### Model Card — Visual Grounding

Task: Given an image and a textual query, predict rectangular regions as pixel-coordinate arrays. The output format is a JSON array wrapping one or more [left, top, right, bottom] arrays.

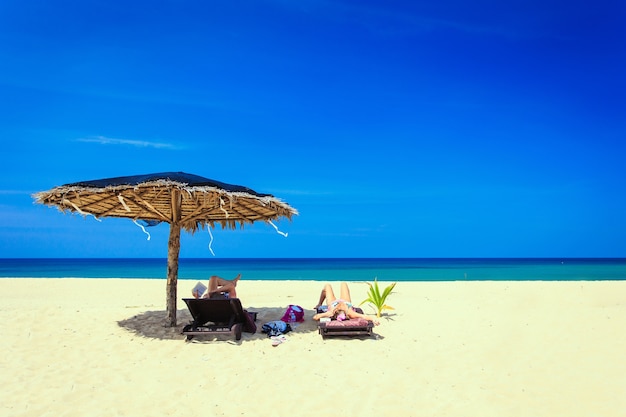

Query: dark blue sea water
[[0, 258, 624, 281]]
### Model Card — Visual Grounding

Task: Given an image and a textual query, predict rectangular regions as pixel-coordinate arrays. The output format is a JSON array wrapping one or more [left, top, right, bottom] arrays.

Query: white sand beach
[[1, 278, 625, 417]]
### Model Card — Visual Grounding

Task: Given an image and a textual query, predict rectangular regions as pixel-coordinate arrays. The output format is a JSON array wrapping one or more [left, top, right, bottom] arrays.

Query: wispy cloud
[[272, 0, 540, 40], [0, 190, 33, 195], [77, 136, 180, 149]]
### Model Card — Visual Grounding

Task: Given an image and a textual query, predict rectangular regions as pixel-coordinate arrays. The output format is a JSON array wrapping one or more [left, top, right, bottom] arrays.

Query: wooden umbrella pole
[[166, 189, 182, 327], [166, 223, 181, 326]]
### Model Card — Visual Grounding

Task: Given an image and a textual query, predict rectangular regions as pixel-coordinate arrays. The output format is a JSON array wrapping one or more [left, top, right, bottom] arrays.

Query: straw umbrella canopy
[[33, 172, 298, 326]]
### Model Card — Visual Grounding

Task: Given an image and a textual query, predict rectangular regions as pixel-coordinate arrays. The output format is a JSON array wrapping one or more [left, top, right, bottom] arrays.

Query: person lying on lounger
[[192, 274, 241, 299], [312, 282, 380, 325]]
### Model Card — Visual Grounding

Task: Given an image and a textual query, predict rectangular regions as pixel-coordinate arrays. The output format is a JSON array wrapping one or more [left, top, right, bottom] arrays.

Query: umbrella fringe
[[268, 220, 288, 237], [207, 227, 215, 256], [64, 200, 102, 222], [219, 197, 229, 218], [133, 220, 151, 240]]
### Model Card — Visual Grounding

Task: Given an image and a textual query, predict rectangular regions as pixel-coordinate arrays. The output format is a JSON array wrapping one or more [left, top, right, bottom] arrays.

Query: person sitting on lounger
[[312, 282, 380, 325], [193, 274, 241, 299]]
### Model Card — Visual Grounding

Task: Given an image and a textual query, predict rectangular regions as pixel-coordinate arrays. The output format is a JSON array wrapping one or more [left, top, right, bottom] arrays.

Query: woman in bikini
[[312, 282, 380, 325]]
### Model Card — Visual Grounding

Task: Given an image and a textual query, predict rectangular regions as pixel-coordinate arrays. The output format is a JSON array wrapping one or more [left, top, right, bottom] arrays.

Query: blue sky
[[1, 0, 624, 258]]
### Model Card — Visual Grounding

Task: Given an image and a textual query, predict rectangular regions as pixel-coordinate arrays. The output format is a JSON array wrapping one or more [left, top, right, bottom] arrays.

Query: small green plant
[[359, 278, 396, 317]]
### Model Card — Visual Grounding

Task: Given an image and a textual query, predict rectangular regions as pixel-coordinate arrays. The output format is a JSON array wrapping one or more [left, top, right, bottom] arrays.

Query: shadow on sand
[[117, 305, 325, 342]]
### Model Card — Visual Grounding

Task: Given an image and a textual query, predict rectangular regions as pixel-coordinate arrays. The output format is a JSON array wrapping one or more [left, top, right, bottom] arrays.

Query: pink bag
[[281, 305, 305, 323]]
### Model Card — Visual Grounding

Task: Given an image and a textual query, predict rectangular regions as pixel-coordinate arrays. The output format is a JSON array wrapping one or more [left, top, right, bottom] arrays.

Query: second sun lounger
[[315, 306, 374, 339]]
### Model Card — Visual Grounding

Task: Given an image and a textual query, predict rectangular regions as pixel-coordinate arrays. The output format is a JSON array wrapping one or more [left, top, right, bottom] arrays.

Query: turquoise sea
[[0, 258, 624, 281]]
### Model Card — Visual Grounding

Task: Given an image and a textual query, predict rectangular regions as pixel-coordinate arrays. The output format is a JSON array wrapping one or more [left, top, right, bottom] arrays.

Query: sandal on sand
[[271, 335, 287, 347]]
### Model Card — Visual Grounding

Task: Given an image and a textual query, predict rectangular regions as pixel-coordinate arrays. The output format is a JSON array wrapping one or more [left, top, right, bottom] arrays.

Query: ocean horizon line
[[1, 257, 624, 281], [3, 256, 625, 260]]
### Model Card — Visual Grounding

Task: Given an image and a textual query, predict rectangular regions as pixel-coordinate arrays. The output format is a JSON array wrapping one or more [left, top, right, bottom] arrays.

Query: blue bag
[[261, 320, 292, 337]]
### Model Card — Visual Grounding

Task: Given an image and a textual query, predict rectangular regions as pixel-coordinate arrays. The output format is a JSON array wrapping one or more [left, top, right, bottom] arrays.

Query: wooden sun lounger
[[316, 306, 374, 339], [182, 297, 257, 341]]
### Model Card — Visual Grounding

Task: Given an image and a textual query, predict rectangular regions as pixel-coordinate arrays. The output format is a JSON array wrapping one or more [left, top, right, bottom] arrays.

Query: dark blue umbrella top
[[65, 171, 270, 197]]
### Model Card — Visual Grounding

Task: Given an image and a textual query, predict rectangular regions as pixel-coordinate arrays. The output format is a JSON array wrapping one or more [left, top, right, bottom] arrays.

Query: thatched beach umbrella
[[33, 172, 298, 326]]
